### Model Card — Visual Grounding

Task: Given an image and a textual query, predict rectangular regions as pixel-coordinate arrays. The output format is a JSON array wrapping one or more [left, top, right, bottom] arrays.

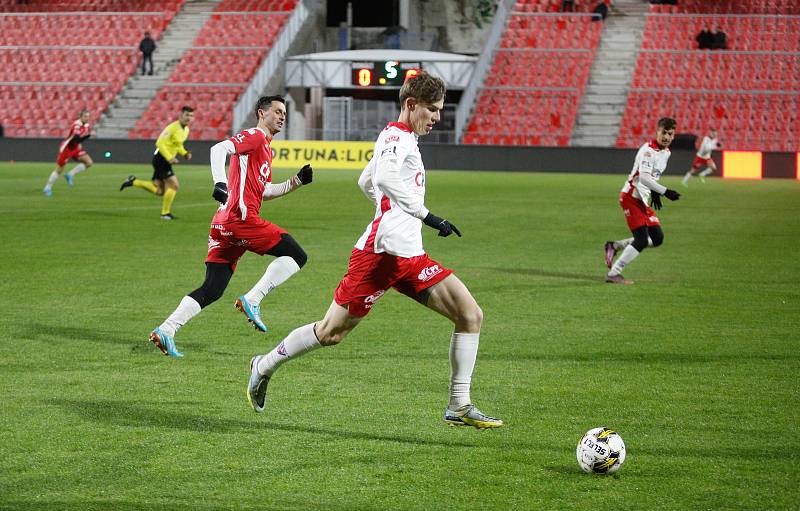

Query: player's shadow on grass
[[478, 266, 599, 283], [55, 398, 486, 448], [21, 322, 135, 346]]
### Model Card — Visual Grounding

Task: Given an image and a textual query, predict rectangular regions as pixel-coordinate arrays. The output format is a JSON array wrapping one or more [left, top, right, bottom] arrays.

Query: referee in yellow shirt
[[120, 106, 194, 220]]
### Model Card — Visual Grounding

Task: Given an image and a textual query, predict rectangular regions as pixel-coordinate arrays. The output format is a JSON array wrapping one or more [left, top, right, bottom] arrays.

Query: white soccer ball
[[576, 427, 626, 474]]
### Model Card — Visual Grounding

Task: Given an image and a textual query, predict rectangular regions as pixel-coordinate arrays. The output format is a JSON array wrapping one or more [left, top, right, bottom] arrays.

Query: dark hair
[[399, 71, 445, 109], [181, 106, 194, 113], [255, 95, 285, 117], [657, 117, 677, 131]]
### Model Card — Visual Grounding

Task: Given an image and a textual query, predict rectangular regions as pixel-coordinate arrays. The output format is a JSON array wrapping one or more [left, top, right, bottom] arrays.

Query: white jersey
[[621, 140, 670, 204], [355, 122, 430, 258], [697, 136, 719, 158]]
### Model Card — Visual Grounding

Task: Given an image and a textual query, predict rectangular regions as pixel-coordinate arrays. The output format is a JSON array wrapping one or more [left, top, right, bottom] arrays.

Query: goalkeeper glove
[[651, 192, 663, 210], [664, 189, 681, 201], [212, 182, 228, 204], [423, 213, 462, 237], [296, 164, 313, 185]]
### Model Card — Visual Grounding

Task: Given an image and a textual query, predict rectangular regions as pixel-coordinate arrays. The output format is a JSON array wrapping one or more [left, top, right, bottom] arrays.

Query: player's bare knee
[[457, 304, 483, 331]]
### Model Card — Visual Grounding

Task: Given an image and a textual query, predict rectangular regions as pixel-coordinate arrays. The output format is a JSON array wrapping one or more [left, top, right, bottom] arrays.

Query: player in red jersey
[[245, 72, 503, 429], [149, 95, 313, 357], [43, 109, 95, 196]]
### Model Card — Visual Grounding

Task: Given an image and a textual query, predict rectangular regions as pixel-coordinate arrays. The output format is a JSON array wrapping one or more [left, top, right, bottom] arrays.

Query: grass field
[[0, 161, 798, 510]]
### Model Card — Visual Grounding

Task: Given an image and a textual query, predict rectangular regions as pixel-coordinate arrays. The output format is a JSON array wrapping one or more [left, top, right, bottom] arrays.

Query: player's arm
[[373, 148, 460, 237], [357, 158, 377, 203], [210, 139, 235, 204], [637, 153, 667, 196], [639, 154, 680, 202], [262, 164, 312, 201]]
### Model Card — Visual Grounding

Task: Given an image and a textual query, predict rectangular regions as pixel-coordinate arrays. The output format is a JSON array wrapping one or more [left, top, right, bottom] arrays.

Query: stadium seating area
[[649, 0, 800, 15], [0, 6, 176, 137], [215, 0, 297, 12], [0, 0, 183, 13], [132, 9, 293, 140], [618, 1, 799, 152], [642, 15, 800, 51], [463, 11, 602, 146]]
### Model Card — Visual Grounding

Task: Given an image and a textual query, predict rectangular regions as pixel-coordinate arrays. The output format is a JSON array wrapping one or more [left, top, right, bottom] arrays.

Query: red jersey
[[59, 119, 91, 152], [212, 127, 273, 222]]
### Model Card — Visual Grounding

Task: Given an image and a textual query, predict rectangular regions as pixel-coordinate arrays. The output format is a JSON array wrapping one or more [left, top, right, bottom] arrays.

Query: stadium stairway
[[570, 0, 648, 147], [97, 0, 221, 138]]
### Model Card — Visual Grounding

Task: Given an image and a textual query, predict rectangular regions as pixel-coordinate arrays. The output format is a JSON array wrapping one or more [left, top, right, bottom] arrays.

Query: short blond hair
[[399, 71, 446, 109]]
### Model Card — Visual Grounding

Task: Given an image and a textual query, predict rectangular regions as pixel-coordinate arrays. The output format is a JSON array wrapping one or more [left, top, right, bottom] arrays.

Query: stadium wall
[[1, 138, 797, 178]]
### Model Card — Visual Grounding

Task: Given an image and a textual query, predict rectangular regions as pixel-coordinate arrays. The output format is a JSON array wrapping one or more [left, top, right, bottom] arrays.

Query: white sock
[[257, 323, 322, 376], [449, 332, 480, 410], [608, 245, 640, 276], [45, 171, 59, 189], [699, 168, 713, 177], [682, 171, 693, 184], [244, 256, 300, 305], [613, 238, 633, 251], [66, 163, 86, 177], [159, 296, 202, 337]]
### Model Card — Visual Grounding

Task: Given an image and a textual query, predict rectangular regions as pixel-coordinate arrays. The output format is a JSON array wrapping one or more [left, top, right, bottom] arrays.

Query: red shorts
[[691, 155, 713, 170], [56, 145, 85, 167], [619, 192, 660, 231], [205, 216, 287, 271], [333, 249, 453, 317]]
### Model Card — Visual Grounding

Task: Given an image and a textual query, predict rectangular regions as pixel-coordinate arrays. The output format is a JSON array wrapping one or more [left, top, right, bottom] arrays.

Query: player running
[[604, 117, 681, 284], [682, 127, 721, 186], [245, 72, 503, 429], [148, 95, 313, 358], [43, 109, 95, 197]]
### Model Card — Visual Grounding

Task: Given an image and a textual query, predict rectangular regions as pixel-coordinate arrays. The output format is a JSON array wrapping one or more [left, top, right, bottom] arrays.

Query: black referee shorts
[[151, 152, 175, 181]]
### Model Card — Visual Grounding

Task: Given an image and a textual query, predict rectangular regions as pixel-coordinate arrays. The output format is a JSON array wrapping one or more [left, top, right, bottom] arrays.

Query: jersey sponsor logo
[[379, 146, 398, 159], [384, 135, 400, 143], [364, 289, 386, 308], [418, 265, 442, 282], [644, 151, 652, 158], [258, 161, 271, 185]]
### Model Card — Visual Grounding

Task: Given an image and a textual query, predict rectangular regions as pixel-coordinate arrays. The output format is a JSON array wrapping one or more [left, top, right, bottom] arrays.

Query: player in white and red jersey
[[604, 117, 682, 284], [682, 128, 721, 186], [149, 96, 313, 358], [42, 109, 95, 196], [246, 71, 503, 429]]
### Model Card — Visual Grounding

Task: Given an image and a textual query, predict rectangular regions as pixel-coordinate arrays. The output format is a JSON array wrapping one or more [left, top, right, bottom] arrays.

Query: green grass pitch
[[0, 161, 798, 510]]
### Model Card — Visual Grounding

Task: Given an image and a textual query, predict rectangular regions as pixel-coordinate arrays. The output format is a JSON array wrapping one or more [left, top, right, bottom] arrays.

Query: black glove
[[664, 189, 681, 201], [423, 212, 462, 238], [651, 192, 662, 211], [296, 164, 313, 185], [212, 182, 228, 204]]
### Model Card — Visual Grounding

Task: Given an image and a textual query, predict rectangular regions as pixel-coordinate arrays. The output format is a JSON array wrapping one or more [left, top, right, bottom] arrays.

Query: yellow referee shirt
[[155, 120, 189, 161]]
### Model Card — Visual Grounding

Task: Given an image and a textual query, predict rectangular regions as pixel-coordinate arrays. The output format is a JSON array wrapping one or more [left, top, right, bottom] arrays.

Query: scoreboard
[[351, 60, 421, 87]]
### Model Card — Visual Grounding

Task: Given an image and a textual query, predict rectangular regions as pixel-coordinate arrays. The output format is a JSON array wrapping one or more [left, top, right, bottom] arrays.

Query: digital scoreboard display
[[351, 61, 421, 87]]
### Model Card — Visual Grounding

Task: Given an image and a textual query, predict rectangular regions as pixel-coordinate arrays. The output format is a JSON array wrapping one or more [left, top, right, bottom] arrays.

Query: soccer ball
[[576, 427, 626, 474]]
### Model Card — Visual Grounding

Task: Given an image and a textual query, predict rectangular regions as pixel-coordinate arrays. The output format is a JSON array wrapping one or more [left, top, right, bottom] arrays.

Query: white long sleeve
[[262, 176, 302, 200], [210, 140, 235, 184], [358, 159, 377, 203], [373, 157, 429, 220], [638, 170, 667, 195]]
